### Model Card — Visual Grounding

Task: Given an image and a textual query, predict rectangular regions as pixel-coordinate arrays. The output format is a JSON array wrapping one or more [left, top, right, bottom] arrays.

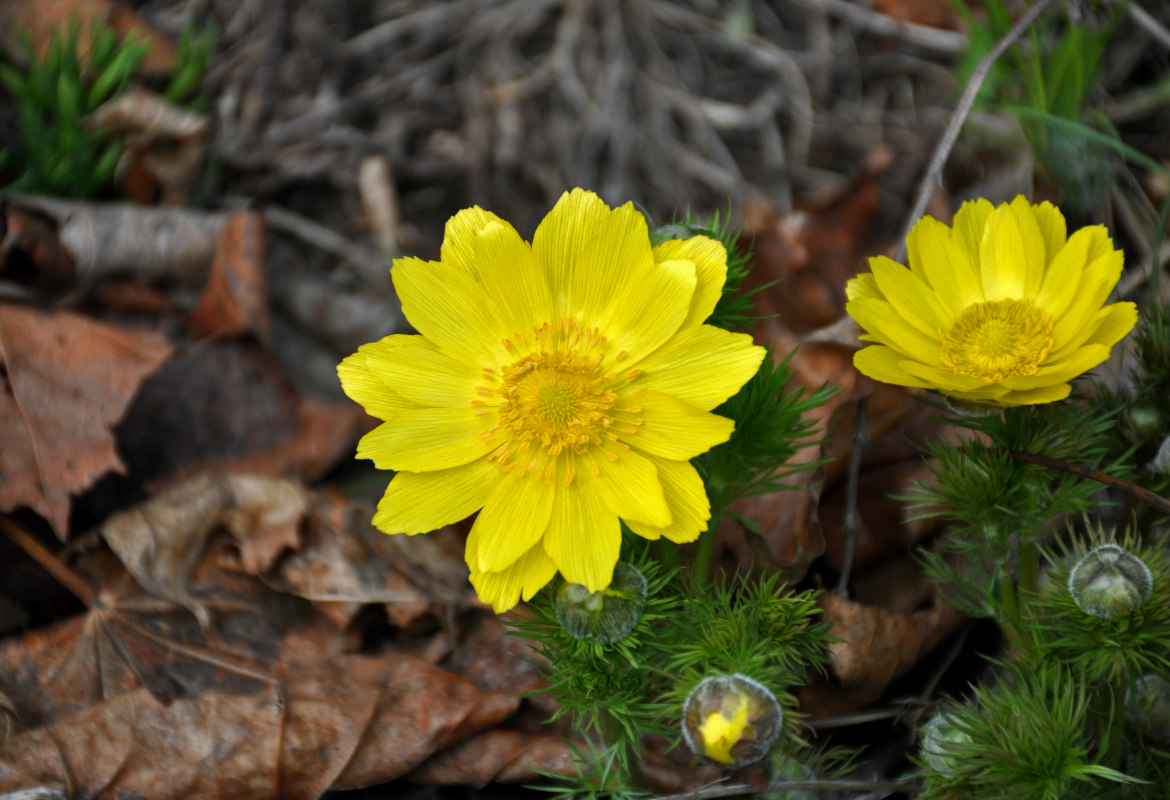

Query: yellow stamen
[[939, 298, 1054, 383]]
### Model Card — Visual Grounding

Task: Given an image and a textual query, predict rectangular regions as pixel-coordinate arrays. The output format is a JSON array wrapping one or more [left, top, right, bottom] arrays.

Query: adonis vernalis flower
[[847, 196, 1137, 406], [339, 189, 765, 612]]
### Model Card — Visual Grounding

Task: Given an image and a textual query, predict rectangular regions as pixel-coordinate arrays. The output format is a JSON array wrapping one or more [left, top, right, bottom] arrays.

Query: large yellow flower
[[339, 189, 765, 612], [847, 196, 1137, 406]]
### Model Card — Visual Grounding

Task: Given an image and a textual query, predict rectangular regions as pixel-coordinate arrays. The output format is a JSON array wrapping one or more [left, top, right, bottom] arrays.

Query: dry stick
[[649, 778, 917, 800], [895, 0, 1058, 263], [1011, 451, 1170, 516], [0, 516, 98, 608], [1127, 0, 1170, 52], [835, 394, 869, 597]]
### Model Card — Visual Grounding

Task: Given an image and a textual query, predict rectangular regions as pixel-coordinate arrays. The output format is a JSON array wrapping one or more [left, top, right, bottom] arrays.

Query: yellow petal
[[619, 389, 735, 460], [980, 204, 1027, 301], [362, 334, 482, 407], [599, 256, 696, 366], [900, 361, 1001, 392], [630, 325, 765, 411], [853, 345, 934, 389], [906, 216, 983, 313], [846, 296, 945, 366], [372, 458, 498, 534], [471, 473, 555, 572], [1001, 345, 1109, 390], [474, 220, 554, 335], [1034, 227, 1094, 321], [869, 255, 951, 336], [542, 471, 621, 591], [845, 272, 884, 302], [441, 205, 505, 276], [356, 408, 497, 471], [532, 189, 611, 316], [951, 198, 995, 265], [392, 257, 510, 367], [338, 346, 418, 420], [1050, 248, 1124, 353], [995, 383, 1072, 406], [468, 538, 558, 613], [653, 235, 727, 328], [1082, 302, 1138, 348], [1008, 196, 1047, 297], [626, 459, 711, 544], [1032, 201, 1068, 263], [587, 447, 671, 527]]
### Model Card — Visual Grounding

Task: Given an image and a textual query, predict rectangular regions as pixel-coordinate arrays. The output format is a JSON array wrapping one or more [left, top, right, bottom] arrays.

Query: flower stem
[[1018, 537, 1039, 599], [596, 707, 645, 792], [1101, 675, 1128, 770], [691, 501, 726, 588]]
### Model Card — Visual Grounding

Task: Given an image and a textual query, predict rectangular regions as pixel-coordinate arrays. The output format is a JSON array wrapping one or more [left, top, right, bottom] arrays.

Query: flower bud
[[1068, 544, 1153, 618], [921, 712, 972, 778], [1126, 673, 1170, 745], [681, 673, 782, 767], [555, 561, 647, 644], [1129, 407, 1161, 440]]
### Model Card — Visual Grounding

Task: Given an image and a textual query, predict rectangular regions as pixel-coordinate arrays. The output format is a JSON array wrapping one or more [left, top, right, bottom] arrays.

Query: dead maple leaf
[[0, 305, 171, 538]]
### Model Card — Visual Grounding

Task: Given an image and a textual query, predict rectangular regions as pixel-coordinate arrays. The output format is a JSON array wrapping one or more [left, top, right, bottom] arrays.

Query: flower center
[[476, 319, 642, 482], [939, 298, 1054, 383]]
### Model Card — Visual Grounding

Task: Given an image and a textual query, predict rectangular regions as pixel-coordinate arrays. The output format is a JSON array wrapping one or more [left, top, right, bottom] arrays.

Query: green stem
[[691, 499, 725, 589], [1018, 537, 1039, 599], [997, 559, 1022, 651], [597, 707, 645, 792], [1101, 676, 1128, 770]]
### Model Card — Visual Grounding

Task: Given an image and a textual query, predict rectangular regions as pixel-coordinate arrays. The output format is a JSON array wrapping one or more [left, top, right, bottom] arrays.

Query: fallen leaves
[[0, 306, 170, 537]]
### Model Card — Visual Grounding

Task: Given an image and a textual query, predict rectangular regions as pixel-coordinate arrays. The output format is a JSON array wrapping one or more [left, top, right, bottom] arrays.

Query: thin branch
[[649, 778, 918, 800], [791, 0, 968, 56], [896, 0, 1058, 262], [835, 395, 869, 596], [1127, 1, 1170, 52], [0, 516, 98, 608], [1010, 451, 1170, 516]]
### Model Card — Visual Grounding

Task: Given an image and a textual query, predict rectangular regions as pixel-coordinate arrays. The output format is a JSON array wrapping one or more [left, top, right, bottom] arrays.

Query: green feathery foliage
[[0, 18, 214, 197], [919, 662, 1135, 800], [701, 347, 838, 518], [913, 399, 1130, 618]]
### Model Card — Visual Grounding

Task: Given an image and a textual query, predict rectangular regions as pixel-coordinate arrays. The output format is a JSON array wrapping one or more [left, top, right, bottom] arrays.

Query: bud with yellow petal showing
[[681, 673, 782, 767]]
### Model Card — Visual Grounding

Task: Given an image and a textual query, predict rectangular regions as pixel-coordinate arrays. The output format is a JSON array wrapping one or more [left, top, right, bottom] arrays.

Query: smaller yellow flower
[[847, 196, 1137, 406]]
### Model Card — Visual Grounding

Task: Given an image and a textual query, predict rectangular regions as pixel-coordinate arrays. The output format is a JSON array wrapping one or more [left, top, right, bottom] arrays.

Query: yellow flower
[[847, 196, 1137, 406], [338, 189, 765, 612]]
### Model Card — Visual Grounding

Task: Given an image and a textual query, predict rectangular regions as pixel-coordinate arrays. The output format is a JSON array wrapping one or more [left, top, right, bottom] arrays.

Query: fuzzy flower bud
[[1068, 544, 1154, 618], [1126, 673, 1170, 745], [554, 561, 647, 644], [921, 712, 972, 778], [681, 673, 782, 767]]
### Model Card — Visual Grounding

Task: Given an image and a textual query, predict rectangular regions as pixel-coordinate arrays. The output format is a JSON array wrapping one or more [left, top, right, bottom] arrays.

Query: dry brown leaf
[[187, 213, 268, 342], [801, 590, 965, 715], [261, 487, 440, 630], [0, 306, 171, 537], [83, 88, 210, 205], [0, 646, 521, 799], [208, 398, 374, 484], [408, 729, 576, 786], [99, 474, 309, 628], [117, 338, 302, 483]]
